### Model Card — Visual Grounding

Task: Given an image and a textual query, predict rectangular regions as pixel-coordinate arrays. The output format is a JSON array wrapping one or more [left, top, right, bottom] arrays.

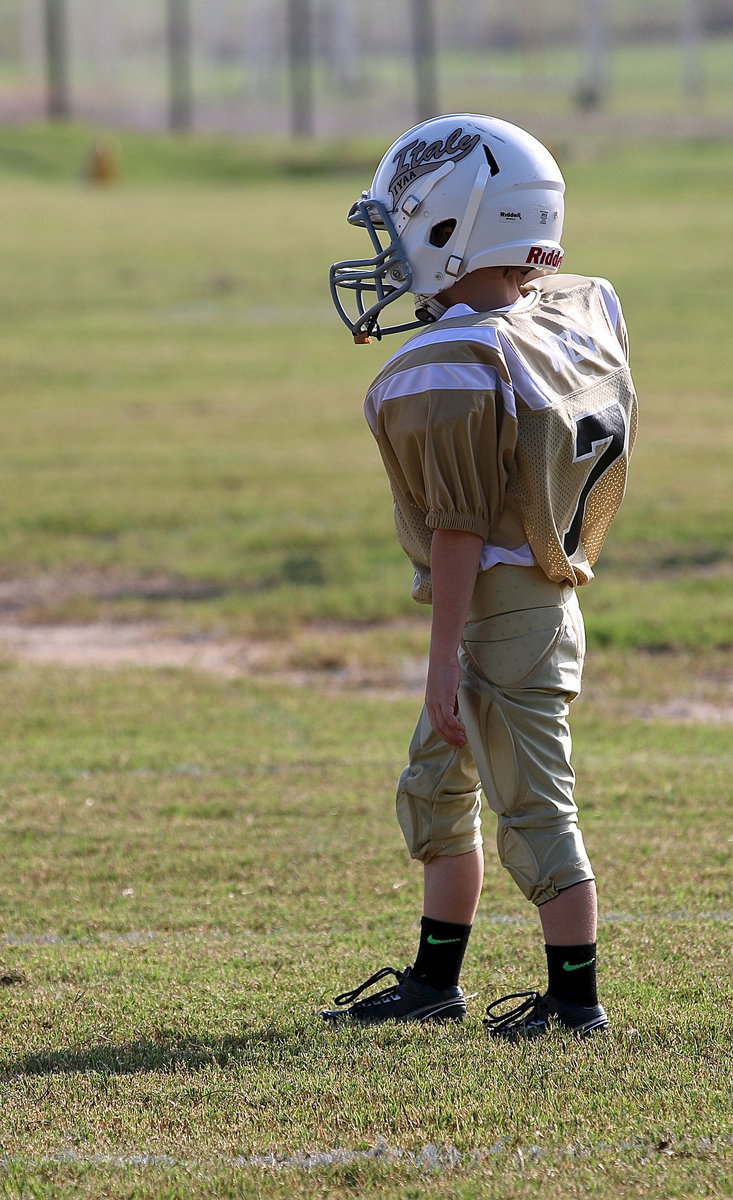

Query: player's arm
[[427, 529, 484, 747], [377, 383, 512, 747]]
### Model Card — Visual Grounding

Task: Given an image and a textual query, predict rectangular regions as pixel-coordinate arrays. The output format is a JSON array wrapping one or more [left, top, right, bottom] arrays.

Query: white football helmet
[[330, 113, 565, 342]]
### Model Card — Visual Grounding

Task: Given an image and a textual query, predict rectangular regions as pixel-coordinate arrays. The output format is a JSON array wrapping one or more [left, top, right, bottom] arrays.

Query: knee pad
[[496, 818, 594, 905]]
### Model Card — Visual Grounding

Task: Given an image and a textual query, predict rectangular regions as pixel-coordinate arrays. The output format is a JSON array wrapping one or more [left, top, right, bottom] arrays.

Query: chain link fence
[[0, 0, 731, 139]]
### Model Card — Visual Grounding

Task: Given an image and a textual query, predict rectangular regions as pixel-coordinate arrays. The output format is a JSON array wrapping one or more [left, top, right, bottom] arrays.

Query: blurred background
[[1, 0, 731, 140]]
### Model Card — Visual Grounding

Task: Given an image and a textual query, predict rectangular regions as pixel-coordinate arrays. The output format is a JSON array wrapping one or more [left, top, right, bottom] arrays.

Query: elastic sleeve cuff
[[426, 510, 490, 540]]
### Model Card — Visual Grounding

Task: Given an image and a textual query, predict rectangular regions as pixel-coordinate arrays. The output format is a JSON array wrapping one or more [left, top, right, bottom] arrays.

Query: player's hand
[[425, 656, 468, 748]]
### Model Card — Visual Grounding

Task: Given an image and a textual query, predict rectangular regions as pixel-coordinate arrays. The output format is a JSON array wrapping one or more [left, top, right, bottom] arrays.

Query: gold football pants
[[396, 565, 595, 905]]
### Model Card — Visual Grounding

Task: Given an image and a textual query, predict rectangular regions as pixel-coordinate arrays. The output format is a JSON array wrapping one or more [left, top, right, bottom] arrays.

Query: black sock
[[412, 916, 472, 990], [545, 942, 599, 1007]]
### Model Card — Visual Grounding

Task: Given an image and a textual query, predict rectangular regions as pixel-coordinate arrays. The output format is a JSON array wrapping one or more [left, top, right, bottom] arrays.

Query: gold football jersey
[[365, 274, 638, 598]]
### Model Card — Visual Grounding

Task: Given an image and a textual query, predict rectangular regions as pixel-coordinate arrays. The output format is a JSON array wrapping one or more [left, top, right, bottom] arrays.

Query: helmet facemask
[[329, 199, 417, 342]]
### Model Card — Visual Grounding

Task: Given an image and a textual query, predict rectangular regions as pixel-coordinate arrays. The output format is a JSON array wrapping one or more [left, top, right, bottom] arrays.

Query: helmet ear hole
[[429, 218, 457, 248]]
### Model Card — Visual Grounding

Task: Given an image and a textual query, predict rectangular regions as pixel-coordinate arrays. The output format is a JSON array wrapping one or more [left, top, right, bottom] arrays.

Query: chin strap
[[442, 160, 491, 280]]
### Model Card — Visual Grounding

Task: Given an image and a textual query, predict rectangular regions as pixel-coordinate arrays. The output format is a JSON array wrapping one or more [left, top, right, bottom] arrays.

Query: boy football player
[[323, 114, 637, 1039]]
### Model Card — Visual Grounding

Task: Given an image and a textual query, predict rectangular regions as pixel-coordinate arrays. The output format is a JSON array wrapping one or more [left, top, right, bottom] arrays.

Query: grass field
[[0, 126, 731, 1198]]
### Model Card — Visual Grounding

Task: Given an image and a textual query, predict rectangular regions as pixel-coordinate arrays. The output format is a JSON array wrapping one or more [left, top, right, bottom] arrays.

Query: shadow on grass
[[3, 1027, 308, 1077]]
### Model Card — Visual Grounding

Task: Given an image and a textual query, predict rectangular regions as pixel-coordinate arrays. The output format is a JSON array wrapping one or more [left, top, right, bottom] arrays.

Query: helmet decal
[[387, 126, 481, 210], [526, 246, 564, 268]]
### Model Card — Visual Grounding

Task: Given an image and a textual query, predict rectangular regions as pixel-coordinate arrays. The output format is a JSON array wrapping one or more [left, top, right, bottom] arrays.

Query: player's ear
[[429, 219, 457, 248], [503, 265, 533, 283]]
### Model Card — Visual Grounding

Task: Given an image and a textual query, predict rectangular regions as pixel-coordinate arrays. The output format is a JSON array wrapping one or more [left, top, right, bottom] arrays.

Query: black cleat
[[483, 989, 609, 1041], [321, 965, 466, 1025]]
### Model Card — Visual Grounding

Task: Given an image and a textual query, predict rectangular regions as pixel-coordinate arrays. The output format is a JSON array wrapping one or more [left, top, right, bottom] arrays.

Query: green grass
[[0, 655, 731, 1198], [0, 123, 385, 185]]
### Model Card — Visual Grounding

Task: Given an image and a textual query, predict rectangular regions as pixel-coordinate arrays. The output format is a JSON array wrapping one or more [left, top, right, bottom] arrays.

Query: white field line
[[1, 910, 731, 949], [1, 1135, 731, 1173]]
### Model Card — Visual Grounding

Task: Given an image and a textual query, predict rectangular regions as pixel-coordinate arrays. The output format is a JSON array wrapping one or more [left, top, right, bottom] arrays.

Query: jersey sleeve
[[376, 386, 517, 544]]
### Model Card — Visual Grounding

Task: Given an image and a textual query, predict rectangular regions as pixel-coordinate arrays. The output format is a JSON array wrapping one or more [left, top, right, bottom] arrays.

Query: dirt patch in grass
[[0, 571, 233, 618], [1, 616, 732, 724], [0, 571, 731, 718], [0, 571, 429, 693], [0, 617, 429, 696]]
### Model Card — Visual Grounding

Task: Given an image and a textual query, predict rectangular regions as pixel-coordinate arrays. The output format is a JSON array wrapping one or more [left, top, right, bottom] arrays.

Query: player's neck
[[438, 266, 523, 313]]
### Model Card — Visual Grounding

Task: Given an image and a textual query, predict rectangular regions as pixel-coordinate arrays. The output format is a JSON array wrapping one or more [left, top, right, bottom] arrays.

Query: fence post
[[680, 0, 704, 106], [578, 0, 610, 111], [167, 0, 193, 132], [411, 0, 438, 122], [246, 0, 277, 97], [287, 0, 314, 137], [332, 0, 359, 91], [43, 0, 71, 119]]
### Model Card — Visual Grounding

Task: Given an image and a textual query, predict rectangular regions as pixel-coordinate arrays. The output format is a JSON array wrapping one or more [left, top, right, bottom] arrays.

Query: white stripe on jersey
[[374, 313, 554, 416], [381, 321, 503, 364], [495, 331, 553, 411], [596, 278, 621, 334], [365, 361, 506, 432]]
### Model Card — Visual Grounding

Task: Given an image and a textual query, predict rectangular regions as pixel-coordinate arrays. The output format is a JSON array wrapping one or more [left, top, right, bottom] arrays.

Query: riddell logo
[[526, 246, 564, 268]]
